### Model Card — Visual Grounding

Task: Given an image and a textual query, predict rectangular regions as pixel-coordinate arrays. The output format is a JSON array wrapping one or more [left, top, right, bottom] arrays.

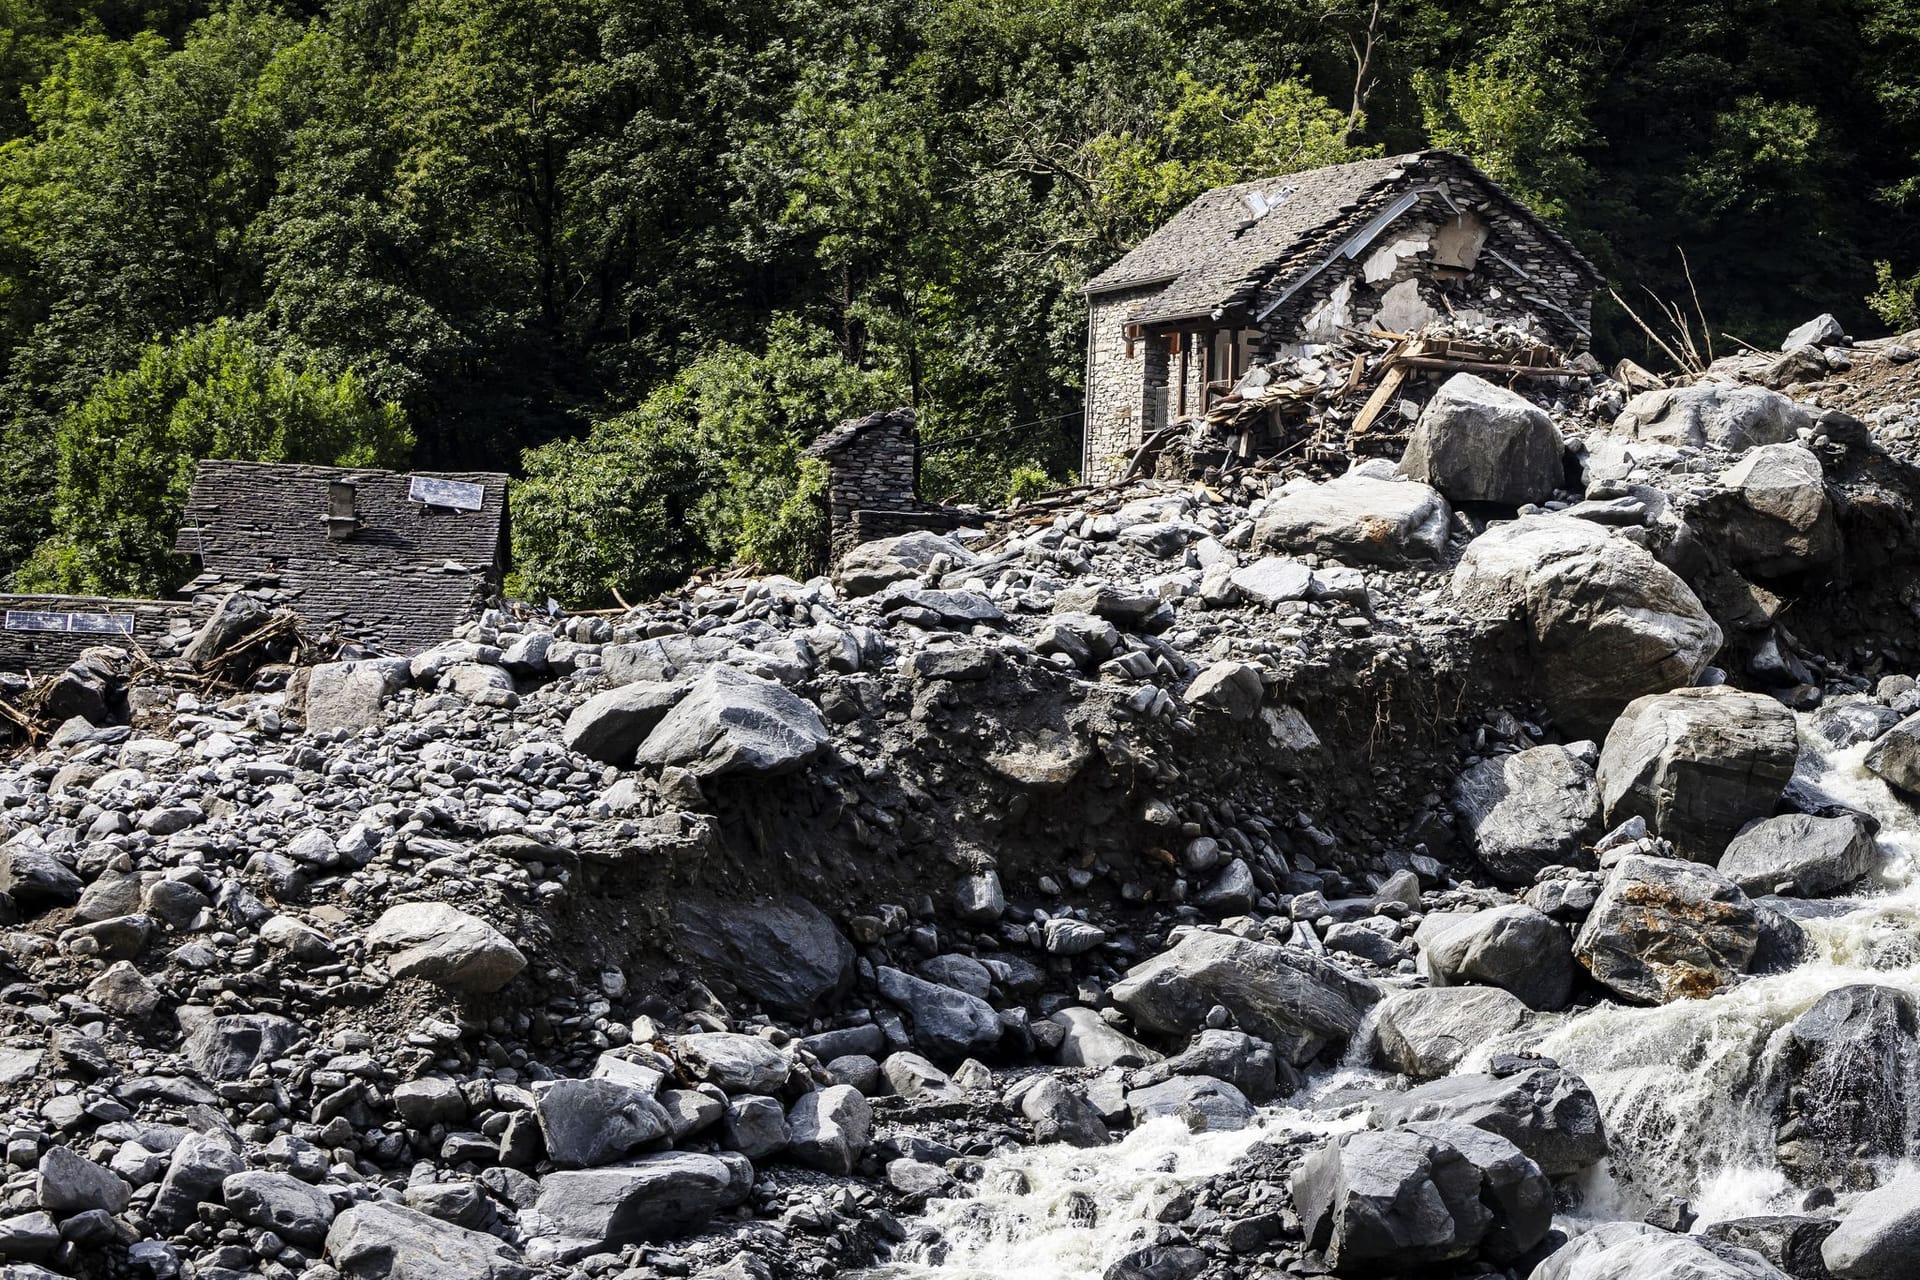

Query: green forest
[[4, 0, 1919, 605]]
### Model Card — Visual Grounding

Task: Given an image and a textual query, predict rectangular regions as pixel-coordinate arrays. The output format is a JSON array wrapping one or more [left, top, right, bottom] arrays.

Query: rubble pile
[[3, 316, 1920, 1280]]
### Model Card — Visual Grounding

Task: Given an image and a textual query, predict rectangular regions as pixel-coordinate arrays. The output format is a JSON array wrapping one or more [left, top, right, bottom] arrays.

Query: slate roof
[[1084, 149, 1599, 325], [174, 461, 509, 655], [804, 407, 915, 459]]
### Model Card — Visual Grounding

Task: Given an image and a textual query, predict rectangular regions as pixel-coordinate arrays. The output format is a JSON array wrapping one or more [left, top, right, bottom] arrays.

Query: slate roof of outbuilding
[[1084, 149, 1600, 325]]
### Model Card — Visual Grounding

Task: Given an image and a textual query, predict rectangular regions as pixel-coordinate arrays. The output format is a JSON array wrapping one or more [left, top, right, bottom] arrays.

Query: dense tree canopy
[[3, 0, 1918, 603]]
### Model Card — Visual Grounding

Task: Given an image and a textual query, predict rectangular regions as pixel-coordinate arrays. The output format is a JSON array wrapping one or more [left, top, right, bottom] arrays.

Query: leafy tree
[[20, 320, 409, 595]]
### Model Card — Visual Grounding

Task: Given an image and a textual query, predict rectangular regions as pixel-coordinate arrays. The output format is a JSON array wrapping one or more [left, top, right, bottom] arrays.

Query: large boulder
[[326, 1200, 531, 1280], [1125, 1075, 1256, 1131], [1766, 985, 1918, 1185], [1533, 1220, 1792, 1280], [1370, 1066, 1607, 1177], [1049, 1007, 1162, 1070], [1713, 443, 1842, 578], [1253, 473, 1451, 567], [305, 659, 405, 734], [35, 1146, 129, 1217], [0, 843, 83, 909], [635, 665, 829, 778], [1597, 687, 1799, 863], [1398, 373, 1565, 506], [180, 1010, 302, 1081], [1573, 854, 1760, 1004], [875, 966, 1002, 1059], [1451, 516, 1722, 733], [672, 896, 854, 1019], [1717, 812, 1877, 897], [1417, 905, 1576, 1012], [222, 1171, 336, 1246], [834, 531, 978, 597], [1451, 745, 1602, 885], [674, 1033, 791, 1095], [1610, 384, 1810, 452], [1372, 987, 1537, 1079], [534, 1078, 672, 1168], [1108, 930, 1381, 1064], [367, 902, 527, 994], [1822, 1169, 1920, 1279], [1864, 711, 1920, 797], [787, 1085, 871, 1174], [561, 681, 683, 765], [1292, 1121, 1550, 1274], [524, 1153, 753, 1263]]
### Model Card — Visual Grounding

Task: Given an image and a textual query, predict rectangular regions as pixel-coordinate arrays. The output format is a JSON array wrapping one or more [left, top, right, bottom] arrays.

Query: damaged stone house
[[1081, 149, 1603, 483], [0, 462, 509, 673]]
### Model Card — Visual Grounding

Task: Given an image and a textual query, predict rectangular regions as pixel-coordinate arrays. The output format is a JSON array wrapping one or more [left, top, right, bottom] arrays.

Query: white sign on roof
[[4, 610, 134, 635], [408, 476, 486, 511]]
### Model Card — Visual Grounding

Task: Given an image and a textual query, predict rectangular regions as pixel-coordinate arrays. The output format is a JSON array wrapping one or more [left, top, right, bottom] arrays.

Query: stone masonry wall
[[0, 595, 196, 675], [1084, 286, 1163, 485]]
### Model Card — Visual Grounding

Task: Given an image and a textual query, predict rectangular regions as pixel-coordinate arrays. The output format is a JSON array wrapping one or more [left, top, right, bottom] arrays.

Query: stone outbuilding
[[1081, 149, 1602, 483], [175, 461, 509, 655], [805, 407, 970, 559]]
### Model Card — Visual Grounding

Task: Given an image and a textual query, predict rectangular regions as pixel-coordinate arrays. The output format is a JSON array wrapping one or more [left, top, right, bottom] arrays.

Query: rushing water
[[867, 715, 1920, 1272]]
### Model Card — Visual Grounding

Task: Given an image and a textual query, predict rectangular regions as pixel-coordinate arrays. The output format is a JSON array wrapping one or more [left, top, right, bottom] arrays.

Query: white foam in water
[[864, 717, 1920, 1268]]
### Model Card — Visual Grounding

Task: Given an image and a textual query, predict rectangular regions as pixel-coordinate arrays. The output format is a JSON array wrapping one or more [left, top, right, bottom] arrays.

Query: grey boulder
[[534, 1078, 671, 1168], [1766, 985, 1919, 1184], [1452, 744, 1602, 885], [222, 1171, 336, 1246], [367, 902, 527, 994], [672, 895, 854, 1018], [1108, 929, 1380, 1064], [1049, 1007, 1162, 1070], [1125, 1075, 1255, 1131], [304, 659, 404, 734], [1610, 384, 1809, 452], [1418, 905, 1575, 1012], [35, 1146, 129, 1217], [1399, 372, 1565, 506], [1254, 473, 1451, 567], [876, 966, 1002, 1059], [1714, 443, 1841, 577], [326, 1199, 530, 1280], [787, 1085, 872, 1174], [1865, 711, 1920, 797], [561, 681, 683, 765], [1597, 687, 1798, 863], [1574, 854, 1760, 1004], [1451, 516, 1721, 733], [674, 1033, 791, 1095], [1015, 1076, 1109, 1148], [1823, 1170, 1920, 1279], [1718, 812, 1877, 897], [180, 1009, 302, 1081], [635, 665, 829, 778], [1533, 1220, 1791, 1279], [834, 531, 977, 597], [525, 1152, 753, 1263], [1371, 1065, 1607, 1177], [1372, 987, 1537, 1079]]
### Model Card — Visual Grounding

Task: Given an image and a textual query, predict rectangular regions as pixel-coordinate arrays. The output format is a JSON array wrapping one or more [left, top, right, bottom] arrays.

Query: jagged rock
[[1535, 1221, 1792, 1279], [1718, 813, 1878, 897], [1398, 372, 1565, 506], [86, 962, 160, 1018], [720, 1094, 788, 1158], [1574, 854, 1760, 1003], [1714, 443, 1842, 578], [1766, 985, 1918, 1184], [1050, 1007, 1162, 1069], [1292, 1121, 1550, 1275], [305, 658, 408, 732], [1451, 744, 1602, 885], [1597, 687, 1798, 863], [180, 1009, 301, 1080], [786, 1085, 871, 1173], [561, 681, 683, 764], [1370, 1065, 1607, 1177], [673, 896, 854, 1018], [635, 665, 829, 778], [1785, 314, 1846, 350], [880, 1053, 966, 1108], [327, 1199, 531, 1280], [35, 1146, 129, 1217], [1108, 930, 1380, 1064], [222, 1171, 336, 1246], [1185, 660, 1265, 720], [393, 1077, 468, 1128], [1228, 557, 1314, 605], [1144, 1029, 1281, 1102], [1611, 384, 1810, 451], [150, 1134, 245, 1234], [1015, 1076, 1109, 1147], [0, 843, 83, 908], [876, 966, 1002, 1058], [1864, 711, 1920, 797], [1035, 612, 1121, 671], [1041, 916, 1107, 955], [1253, 473, 1452, 567], [1814, 699, 1902, 750], [1705, 1216, 1840, 1280], [675, 1033, 791, 1095], [1451, 515, 1722, 732], [1104, 1244, 1208, 1280], [1372, 987, 1537, 1079], [367, 902, 527, 993], [534, 1078, 672, 1168], [1822, 1169, 1920, 1279], [525, 1153, 754, 1262], [1125, 1075, 1255, 1131], [835, 531, 978, 596], [1417, 905, 1575, 1012]]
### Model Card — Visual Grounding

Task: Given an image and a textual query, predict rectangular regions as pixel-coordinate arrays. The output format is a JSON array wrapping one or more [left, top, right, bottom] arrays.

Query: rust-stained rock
[[1573, 853, 1760, 1004]]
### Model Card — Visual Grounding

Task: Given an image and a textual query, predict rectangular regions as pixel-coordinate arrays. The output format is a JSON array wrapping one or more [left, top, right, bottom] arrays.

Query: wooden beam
[[1351, 363, 1409, 438]]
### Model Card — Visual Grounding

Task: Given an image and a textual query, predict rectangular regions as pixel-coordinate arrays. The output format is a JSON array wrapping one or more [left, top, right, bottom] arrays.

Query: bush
[[20, 320, 411, 596], [1869, 261, 1920, 332]]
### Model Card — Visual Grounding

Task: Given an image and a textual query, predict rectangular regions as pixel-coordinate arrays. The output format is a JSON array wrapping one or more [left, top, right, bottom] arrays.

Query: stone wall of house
[[0, 595, 195, 675], [175, 463, 508, 656], [819, 409, 919, 541], [1084, 285, 1164, 485]]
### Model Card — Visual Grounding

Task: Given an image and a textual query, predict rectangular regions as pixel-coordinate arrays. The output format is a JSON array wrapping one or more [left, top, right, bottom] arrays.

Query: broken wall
[[0, 595, 195, 674]]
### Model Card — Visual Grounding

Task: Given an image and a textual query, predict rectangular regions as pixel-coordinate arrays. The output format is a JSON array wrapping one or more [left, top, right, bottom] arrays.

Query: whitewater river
[[862, 720, 1920, 1277]]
